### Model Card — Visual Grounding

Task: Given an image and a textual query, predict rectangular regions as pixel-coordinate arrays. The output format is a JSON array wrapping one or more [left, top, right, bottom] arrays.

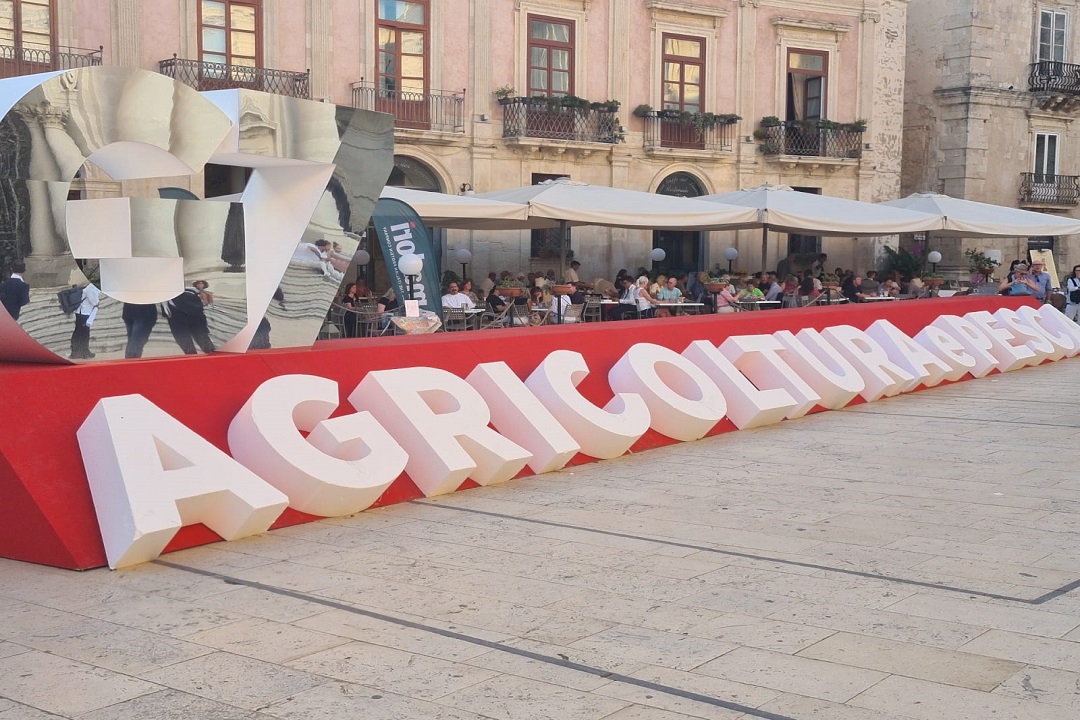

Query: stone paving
[[2, 359, 1080, 719]]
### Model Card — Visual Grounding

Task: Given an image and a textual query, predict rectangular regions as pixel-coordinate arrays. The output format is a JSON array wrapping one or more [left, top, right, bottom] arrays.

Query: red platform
[[0, 297, 1035, 569]]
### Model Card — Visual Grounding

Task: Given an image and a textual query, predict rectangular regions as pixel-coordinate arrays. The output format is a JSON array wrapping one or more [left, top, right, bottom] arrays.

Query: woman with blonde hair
[[635, 275, 657, 318]]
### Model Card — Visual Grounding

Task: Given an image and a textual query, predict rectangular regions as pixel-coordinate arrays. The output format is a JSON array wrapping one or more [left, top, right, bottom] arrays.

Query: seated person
[[656, 276, 683, 301], [842, 275, 863, 303], [608, 277, 639, 320], [737, 279, 764, 301], [799, 270, 817, 300], [376, 287, 398, 331], [569, 283, 587, 305], [635, 276, 657, 318], [441, 282, 475, 309], [550, 293, 577, 323], [998, 263, 1041, 297], [486, 288, 508, 314], [763, 272, 784, 301], [859, 270, 881, 295]]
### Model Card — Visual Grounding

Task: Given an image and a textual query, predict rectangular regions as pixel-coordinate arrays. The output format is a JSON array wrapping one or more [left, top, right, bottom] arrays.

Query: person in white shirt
[[566, 260, 581, 283], [441, 282, 475, 309], [1066, 264, 1080, 323], [70, 276, 101, 359]]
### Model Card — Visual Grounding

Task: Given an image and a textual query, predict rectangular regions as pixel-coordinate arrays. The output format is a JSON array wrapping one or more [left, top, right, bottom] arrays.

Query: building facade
[[904, 0, 1080, 281], [12, 0, 908, 282]]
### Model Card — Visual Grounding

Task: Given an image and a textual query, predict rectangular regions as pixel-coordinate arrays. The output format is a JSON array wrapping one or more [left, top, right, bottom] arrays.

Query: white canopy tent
[[479, 178, 761, 277], [879, 192, 1080, 237], [698, 184, 944, 274], [379, 186, 541, 229]]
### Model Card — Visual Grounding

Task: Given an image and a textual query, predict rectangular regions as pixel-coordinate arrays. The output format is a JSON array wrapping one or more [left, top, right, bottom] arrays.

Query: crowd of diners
[[332, 251, 1071, 335]]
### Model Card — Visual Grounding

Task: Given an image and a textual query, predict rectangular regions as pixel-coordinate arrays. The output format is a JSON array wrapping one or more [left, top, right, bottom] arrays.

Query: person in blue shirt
[[998, 263, 1041, 297], [1028, 259, 1052, 302]]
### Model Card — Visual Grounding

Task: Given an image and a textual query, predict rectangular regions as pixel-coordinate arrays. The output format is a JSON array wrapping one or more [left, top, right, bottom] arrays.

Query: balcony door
[[1034, 132, 1062, 202], [526, 16, 575, 139], [661, 34, 705, 150], [1038, 9, 1067, 63], [199, 0, 261, 88], [0, 0, 56, 76], [376, 0, 429, 129], [785, 50, 828, 155]]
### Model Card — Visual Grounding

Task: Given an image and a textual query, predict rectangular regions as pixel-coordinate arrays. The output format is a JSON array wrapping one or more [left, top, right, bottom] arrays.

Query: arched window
[[386, 154, 442, 191]]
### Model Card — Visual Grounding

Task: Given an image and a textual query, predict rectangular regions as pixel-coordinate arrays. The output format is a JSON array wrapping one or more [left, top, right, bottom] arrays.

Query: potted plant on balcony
[[752, 128, 772, 140], [816, 119, 841, 130], [493, 85, 516, 105], [591, 99, 621, 112], [840, 119, 868, 132], [760, 115, 782, 127], [633, 104, 654, 118], [716, 113, 741, 125], [758, 140, 781, 154]]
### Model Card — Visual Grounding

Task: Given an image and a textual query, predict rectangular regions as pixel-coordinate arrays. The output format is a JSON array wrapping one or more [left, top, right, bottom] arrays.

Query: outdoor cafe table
[[860, 296, 898, 302], [735, 300, 781, 311], [652, 301, 705, 316]]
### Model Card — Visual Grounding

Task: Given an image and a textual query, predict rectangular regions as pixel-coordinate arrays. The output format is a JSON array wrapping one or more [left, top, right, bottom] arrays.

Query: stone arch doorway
[[653, 172, 706, 277]]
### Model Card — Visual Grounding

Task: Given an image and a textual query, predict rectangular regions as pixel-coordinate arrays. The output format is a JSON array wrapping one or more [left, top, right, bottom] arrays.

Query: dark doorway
[[787, 186, 821, 256], [531, 173, 570, 259], [653, 172, 705, 276]]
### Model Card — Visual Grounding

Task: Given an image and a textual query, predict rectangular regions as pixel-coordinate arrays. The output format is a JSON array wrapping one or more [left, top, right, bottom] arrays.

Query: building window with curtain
[[0, 0, 53, 54], [528, 15, 573, 97], [661, 34, 703, 113], [376, 0, 427, 97], [200, 0, 260, 79], [786, 49, 827, 121]]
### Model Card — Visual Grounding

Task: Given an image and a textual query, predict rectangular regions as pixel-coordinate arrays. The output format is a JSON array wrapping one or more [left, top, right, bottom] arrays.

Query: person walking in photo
[[122, 302, 157, 359], [162, 286, 215, 355], [69, 271, 100, 359], [0, 260, 30, 320]]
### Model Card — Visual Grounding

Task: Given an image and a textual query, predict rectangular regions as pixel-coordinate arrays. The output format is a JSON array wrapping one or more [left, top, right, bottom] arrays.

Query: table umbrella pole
[[559, 220, 568, 282], [761, 225, 769, 275]]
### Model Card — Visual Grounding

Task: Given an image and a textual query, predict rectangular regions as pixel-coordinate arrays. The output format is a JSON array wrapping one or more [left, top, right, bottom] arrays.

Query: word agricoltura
[[78, 305, 1080, 568]]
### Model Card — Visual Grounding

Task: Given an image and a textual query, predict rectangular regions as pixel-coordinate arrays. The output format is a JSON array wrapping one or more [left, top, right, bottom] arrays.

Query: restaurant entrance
[[653, 172, 706, 276]]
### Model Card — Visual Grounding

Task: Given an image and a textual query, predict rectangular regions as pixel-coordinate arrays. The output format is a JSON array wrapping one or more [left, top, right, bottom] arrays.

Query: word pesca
[[78, 305, 1080, 568]]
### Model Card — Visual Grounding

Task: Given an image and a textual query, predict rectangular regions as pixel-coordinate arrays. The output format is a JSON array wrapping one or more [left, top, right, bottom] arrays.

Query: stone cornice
[[771, 17, 851, 35], [644, 0, 728, 20]]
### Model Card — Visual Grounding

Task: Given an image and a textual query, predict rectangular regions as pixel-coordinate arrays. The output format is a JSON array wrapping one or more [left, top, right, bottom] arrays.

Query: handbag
[[1069, 278, 1080, 304]]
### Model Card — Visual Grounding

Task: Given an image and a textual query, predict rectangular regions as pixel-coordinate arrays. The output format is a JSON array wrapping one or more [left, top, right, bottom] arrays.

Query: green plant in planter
[[820, 273, 840, 285], [492, 85, 515, 100], [840, 119, 868, 132], [964, 248, 1000, 280], [441, 269, 462, 292], [760, 115, 781, 127], [633, 103, 653, 117], [590, 99, 620, 111], [816, 119, 841, 130], [752, 127, 771, 140], [758, 141, 780, 154], [716, 113, 741, 125], [882, 245, 925, 278]]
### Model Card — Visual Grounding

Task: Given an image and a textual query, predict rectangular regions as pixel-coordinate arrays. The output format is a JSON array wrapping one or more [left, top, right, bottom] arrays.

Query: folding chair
[[443, 307, 471, 331], [319, 303, 347, 339], [557, 303, 584, 324], [509, 304, 532, 327], [582, 298, 601, 323], [479, 303, 512, 329]]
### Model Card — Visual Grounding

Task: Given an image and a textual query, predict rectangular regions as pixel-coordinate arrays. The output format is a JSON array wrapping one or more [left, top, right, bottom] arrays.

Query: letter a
[[77, 394, 289, 569]]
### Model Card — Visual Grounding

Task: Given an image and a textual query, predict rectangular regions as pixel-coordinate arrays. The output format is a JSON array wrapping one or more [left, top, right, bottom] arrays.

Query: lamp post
[[650, 247, 666, 272], [454, 247, 472, 283], [354, 248, 370, 291], [927, 250, 942, 275], [724, 247, 739, 273], [399, 253, 424, 302], [459, 182, 475, 196]]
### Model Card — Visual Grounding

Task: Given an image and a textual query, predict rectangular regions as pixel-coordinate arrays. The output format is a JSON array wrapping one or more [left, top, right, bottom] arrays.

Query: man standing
[[0, 261, 30, 320], [1029, 259, 1052, 302], [566, 260, 581, 283], [162, 286, 215, 355], [441, 281, 475, 309], [479, 271, 497, 297], [70, 277, 101, 359], [122, 302, 157, 359]]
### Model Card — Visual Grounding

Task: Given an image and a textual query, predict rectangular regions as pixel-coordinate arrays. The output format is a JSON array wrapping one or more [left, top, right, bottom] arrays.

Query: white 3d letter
[[608, 343, 727, 441], [77, 394, 288, 569], [820, 325, 916, 402], [964, 311, 1035, 373], [228, 374, 408, 517], [1018, 305, 1080, 358], [683, 340, 796, 429], [865, 320, 952, 391], [720, 334, 821, 419], [912, 324, 976, 382], [525, 350, 650, 459], [772, 329, 865, 410], [991, 309, 1055, 365], [350, 367, 532, 496], [467, 362, 580, 474], [929, 315, 1000, 377]]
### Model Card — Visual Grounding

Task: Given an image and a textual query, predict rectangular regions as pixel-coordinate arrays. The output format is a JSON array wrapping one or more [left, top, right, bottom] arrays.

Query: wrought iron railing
[[0, 44, 102, 79], [642, 111, 735, 152], [351, 81, 464, 133], [158, 56, 310, 98], [1029, 61, 1080, 95], [757, 121, 863, 159], [1019, 172, 1080, 205], [500, 97, 619, 143]]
